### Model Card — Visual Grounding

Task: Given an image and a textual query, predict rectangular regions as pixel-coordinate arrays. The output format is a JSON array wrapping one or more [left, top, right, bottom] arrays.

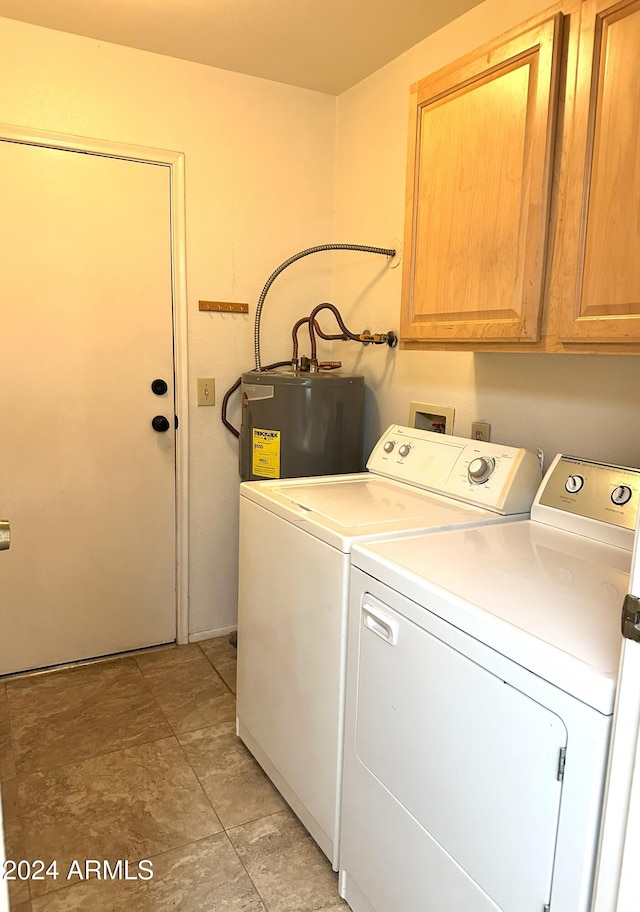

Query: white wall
[[0, 16, 337, 637], [332, 0, 640, 468], [3, 0, 640, 640]]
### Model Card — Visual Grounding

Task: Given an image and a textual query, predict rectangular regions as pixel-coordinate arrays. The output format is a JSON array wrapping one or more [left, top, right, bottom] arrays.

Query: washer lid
[[240, 473, 515, 552], [353, 520, 631, 713], [281, 478, 470, 525]]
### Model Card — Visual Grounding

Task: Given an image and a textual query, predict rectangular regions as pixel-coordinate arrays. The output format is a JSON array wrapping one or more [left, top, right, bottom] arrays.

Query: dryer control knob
[[565, 474, 584, 494], [398, 444, 411, 458], [468, 457, 495, 484], [383, 441, 395, 453], [611, 485, 632, 506]]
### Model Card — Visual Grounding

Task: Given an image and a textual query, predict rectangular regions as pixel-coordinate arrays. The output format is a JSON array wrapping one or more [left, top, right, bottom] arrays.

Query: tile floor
[[0, 638, 347, 912]]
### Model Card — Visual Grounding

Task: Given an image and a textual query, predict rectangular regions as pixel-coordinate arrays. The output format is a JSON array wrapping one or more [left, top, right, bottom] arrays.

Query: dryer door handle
[[362, 603, 399, 645]]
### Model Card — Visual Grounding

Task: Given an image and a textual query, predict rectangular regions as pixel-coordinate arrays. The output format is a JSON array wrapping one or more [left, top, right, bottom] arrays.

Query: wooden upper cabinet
[[558, 0, 640, 342], [401, 15, 563, 344]]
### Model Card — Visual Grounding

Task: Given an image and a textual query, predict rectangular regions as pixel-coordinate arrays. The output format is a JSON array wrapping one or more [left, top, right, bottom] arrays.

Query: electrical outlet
[[471, 421, 491, 442], [197, 377, 216, 406]]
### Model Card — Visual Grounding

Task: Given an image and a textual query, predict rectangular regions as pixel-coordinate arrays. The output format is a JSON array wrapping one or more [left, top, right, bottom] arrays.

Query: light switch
[[197, 378, 215, 406]]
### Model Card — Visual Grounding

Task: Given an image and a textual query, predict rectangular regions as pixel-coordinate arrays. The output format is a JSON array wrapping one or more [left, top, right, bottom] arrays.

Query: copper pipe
[[292, 317, 322, 363]]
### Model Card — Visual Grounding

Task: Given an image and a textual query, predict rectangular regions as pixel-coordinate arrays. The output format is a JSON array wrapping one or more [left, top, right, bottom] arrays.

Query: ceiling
[[0, 0, 484, 95]]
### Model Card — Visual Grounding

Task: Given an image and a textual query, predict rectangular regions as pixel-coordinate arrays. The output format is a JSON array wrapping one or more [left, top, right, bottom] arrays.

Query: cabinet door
[[401, 15, 563, 344], [559, 0, 640, 342]]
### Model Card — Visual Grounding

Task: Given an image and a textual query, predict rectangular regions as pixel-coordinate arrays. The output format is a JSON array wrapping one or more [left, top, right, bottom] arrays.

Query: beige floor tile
[[0, 776, 21, 823], [3, 814, 30, 906], [135, 643, 205, 674], [179, 722, 286, 829], [0, 744, 16, 783], [228, 810, 347, 912], [0, 687, 17, 781], [199, 637, 238, 693], [18, 736, 222, 897], [6, 657, 139, 697], [6, 659, 171, 775], [29, 833, 266, 912], [1, 642, 335, 912], [138, 649, 235, 734]]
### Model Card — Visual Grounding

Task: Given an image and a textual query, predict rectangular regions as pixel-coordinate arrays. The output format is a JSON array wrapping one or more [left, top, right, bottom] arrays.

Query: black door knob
[[151, 379, 168, 396], [152, 415, 171, 432]]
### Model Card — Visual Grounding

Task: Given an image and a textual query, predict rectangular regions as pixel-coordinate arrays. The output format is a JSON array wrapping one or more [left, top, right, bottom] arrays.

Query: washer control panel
[[367, 424, 542, 515]]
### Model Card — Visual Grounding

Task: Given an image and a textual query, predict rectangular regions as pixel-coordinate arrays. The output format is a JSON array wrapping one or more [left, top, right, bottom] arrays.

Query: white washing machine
[[339, 454, 640, 912], [236, 424, 542, 869]]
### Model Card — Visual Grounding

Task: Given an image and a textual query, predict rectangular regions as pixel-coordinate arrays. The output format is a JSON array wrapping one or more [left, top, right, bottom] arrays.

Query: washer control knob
[[611, 485, 633, 506], [398, 444, 411, 458], [565, 474, 584, 494], [468, 456, 495, 484], [383, 441, 396, 454]]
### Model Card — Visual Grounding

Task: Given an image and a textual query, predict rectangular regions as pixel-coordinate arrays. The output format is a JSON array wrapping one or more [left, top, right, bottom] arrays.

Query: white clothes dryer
[[340, 455, 640, 912], [236, 425, 542, 869]]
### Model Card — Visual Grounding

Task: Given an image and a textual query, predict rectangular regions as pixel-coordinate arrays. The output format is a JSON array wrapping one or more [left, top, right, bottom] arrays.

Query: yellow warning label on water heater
[[252, 428, 281, 479]]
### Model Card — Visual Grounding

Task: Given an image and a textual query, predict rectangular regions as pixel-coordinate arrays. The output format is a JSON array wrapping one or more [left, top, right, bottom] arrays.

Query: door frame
[[0, 122, 189, 644]]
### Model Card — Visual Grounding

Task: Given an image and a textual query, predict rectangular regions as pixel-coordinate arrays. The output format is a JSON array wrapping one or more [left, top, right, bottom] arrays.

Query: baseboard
[[189, 624, 237, 643]]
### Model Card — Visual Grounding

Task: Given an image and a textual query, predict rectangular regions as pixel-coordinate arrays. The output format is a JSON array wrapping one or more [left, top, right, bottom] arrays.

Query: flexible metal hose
[[254, 243, 395, 371], [220, 376, 242, 439], [292, 317, 322, 363], [307, 302, 361, 358]]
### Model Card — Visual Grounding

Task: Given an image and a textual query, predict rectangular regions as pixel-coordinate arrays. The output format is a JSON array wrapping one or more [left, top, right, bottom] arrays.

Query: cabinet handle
[[362, 603, 399, 645]]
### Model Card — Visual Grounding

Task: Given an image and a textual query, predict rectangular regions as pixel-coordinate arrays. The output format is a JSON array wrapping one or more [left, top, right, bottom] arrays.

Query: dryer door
[[342, 592, 567, 912]]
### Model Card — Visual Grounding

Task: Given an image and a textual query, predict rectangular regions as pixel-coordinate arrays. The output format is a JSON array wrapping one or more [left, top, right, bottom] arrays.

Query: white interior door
[[0, 139, 177, 674]]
